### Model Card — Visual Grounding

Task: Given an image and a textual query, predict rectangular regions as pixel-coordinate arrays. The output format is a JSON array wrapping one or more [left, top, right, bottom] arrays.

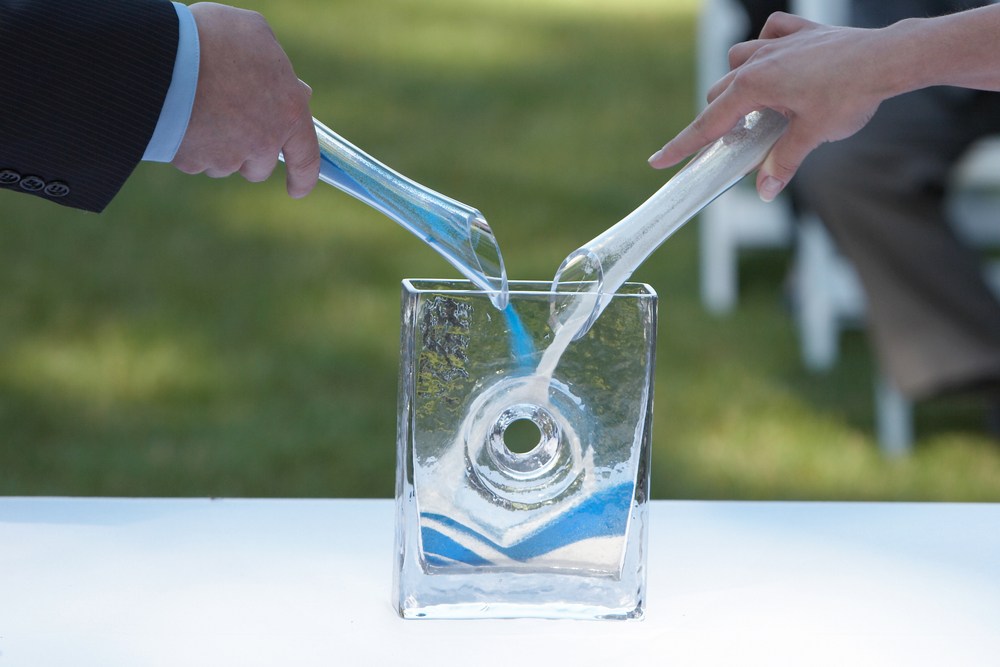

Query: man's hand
[[172, 2, 320, 198]]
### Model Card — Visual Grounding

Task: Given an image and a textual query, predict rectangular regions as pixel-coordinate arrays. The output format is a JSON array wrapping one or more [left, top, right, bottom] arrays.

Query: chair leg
[[797, 215, 840, 371], [700, 205, 737, 314], [875, 372, 913, 457]]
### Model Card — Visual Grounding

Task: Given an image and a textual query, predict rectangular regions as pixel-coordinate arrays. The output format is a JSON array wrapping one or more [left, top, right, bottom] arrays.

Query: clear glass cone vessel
[[281, 118, 508, 310], [551, 109, 787, 338], [393, 280, 657, 620]]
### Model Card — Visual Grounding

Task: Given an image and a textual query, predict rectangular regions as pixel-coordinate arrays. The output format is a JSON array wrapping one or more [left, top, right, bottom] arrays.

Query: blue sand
[[321, 155, 468, 251], [419, 482, 634, 566], [503, 304, 535, 371]]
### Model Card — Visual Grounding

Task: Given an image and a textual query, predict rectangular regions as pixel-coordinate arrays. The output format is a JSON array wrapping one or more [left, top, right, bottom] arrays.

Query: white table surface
[[1, 498, 998, 667]]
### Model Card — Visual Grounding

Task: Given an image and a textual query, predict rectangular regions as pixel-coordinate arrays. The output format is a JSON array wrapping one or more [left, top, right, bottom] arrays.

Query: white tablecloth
[[1, 498, 998, 666]]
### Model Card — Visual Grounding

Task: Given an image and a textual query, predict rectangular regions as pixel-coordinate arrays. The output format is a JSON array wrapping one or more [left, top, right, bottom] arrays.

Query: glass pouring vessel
[[282, 118, 509, 309]]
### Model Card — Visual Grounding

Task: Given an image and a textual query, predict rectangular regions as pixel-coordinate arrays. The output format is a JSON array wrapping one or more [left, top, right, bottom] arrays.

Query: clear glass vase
[[393, 279, 656, 620]]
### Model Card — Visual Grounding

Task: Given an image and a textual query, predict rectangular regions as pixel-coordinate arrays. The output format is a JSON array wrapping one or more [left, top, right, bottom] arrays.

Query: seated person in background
[[792, 0, 1000, 405], [689, 0, 1000, 417]]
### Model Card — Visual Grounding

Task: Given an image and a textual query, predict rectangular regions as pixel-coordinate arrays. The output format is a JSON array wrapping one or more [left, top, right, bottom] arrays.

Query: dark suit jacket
[[0, 0, 179, 212]]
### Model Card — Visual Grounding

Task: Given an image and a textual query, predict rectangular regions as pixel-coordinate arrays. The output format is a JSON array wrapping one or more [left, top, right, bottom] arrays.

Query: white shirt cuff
[[142, 2, 199, 163]]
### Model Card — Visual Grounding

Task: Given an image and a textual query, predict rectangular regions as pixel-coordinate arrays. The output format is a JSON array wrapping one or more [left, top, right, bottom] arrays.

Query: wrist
[[871, 18, 930, 100], [884, 7, 1000, 94]]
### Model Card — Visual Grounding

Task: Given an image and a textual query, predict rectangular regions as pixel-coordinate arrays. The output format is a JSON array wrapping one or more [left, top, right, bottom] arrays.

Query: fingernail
[[648, 149, 665, 165], [759, 176, 784, 203]]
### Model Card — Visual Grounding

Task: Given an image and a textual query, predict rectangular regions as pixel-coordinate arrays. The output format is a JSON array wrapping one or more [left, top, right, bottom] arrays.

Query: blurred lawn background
[[2, 0, 999, 500]]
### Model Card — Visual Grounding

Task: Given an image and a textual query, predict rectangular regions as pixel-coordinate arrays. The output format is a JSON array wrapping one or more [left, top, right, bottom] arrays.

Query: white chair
[[697, 0, 795, 315], [793, 214, 864, 372], [697, 0, 849, 318]]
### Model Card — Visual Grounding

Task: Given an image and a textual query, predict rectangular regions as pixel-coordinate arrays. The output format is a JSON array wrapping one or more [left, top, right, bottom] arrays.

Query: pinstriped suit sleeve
[[0, 0, 179, 212]]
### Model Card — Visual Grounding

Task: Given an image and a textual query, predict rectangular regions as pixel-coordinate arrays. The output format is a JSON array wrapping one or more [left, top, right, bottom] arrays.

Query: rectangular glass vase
[[393, 279, 656, 620]]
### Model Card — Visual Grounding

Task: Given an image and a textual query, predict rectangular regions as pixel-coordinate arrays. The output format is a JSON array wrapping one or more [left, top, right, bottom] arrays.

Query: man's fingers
[[240, 154, 279, 183], [203, 159, 243, 178], [280, 113, 320, 198]]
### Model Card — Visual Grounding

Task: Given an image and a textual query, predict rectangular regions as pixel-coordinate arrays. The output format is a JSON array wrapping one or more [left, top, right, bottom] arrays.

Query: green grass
[[1, 0, 998, 500]]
